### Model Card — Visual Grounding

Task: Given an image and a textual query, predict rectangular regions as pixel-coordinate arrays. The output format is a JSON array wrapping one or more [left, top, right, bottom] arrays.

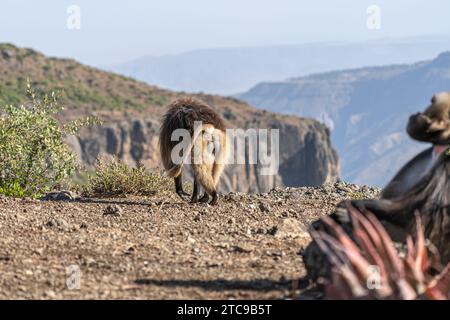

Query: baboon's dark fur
[[159, 98, 227, 205], [160, 98, 226, 150]]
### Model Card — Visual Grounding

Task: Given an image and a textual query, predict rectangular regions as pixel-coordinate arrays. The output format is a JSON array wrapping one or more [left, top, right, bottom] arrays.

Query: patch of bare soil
[[0, 183, 379, 299]]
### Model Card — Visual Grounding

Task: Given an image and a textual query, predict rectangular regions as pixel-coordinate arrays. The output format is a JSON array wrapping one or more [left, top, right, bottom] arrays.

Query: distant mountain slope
[[108, 36, 450, 95], [0, 43, 339, 193], [238, 52, 450, 186]]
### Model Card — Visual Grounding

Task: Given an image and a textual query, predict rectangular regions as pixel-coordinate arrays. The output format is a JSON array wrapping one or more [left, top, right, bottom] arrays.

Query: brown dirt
[[0, 183, 379, 299]]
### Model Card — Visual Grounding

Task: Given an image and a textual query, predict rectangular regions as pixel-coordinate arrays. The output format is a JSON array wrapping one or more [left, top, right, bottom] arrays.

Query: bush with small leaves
[[0, 82, 99, 198], [83, 156, 173, 197]]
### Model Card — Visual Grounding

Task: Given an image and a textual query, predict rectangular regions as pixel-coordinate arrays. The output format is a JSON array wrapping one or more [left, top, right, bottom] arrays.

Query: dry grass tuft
[[83, 156, 173, 197]]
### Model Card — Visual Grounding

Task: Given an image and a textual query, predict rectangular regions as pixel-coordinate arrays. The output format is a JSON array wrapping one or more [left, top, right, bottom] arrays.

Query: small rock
[[103, 204, 122, 216], [33, 248, 45, 256], [270, 251, 284, 257], [271, 218, 310, 240], [40, 191, 78, 201], [258, 202, 271, 213], [256, 228, 266, 234], [0, 255, 11, 262], [187, 237, 196, 244], [206, 262, 221, 268], [233, 243, 255, 253], [46, 217, 70, 231], [44, 290, 57, 299], [267, 226, 278, 236], [124, 246, 135, 255]]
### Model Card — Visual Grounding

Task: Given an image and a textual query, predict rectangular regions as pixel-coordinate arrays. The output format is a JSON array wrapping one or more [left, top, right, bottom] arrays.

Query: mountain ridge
[[238, 51, 450, 186], [108, 36, 450, 95]]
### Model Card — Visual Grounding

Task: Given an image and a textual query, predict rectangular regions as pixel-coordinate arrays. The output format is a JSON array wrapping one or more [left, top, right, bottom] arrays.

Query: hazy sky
[[1, 0, 450, 65]]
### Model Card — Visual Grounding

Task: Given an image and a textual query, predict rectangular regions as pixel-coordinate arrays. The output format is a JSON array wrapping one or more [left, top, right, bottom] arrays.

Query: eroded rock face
[[74, 119, 161, 167], [70, 116, 340, 193]]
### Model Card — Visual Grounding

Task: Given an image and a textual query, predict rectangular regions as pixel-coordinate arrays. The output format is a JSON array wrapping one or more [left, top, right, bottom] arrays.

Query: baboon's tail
[[212, 129, 228, 185]]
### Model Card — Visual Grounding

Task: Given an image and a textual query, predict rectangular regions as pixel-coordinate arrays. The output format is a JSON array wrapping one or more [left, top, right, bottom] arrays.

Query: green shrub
[[83, 156, 173, 197], [223, 108, 237, 120], [0, 82, 99, 198]]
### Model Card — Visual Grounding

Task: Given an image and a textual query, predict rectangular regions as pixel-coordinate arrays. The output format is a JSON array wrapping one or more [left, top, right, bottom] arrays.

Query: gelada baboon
[[303, 91, 450, 281], [159, 98, 228, 205], [407, 91, 450, 147]]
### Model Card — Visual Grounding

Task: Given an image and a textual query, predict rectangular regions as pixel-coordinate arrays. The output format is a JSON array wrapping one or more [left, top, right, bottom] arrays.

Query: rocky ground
[[0, 182, 379, 299]]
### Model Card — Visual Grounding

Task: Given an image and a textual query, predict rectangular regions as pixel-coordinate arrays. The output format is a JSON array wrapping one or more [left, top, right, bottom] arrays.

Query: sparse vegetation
[[223, 108, 237, 120], [0, 82, 98, 198], [83, 156, 173, 197]]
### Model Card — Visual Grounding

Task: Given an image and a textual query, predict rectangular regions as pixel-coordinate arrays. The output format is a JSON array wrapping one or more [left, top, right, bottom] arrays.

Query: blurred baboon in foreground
[[311, 207, 449, 300], [159, 98, 228, 205], [304, 91, 450, 282]]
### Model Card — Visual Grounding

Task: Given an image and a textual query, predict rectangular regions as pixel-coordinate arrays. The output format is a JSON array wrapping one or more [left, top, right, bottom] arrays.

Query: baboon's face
[[407, 92, 450, 145]]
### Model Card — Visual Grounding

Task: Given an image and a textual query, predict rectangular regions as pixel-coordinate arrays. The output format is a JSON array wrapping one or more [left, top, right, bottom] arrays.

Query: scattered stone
[[267, 226, 278, 236], [40, 191, 79, 201], [233, 243, 255, 253], [103, 204, 122, 216], [46, 217, 70, 231], [256, 228, 266, 235], [258, 202, 271, 213], [271, 218, 310, 240], [79, 222, 88, 229], [187, 237, 196, 244], [33, 248, 45, 256], [269, 251, 285, 259], [44, 290, 57, 299], [124, 246, 136, 255], [102, 221, 112, 228], [0, 255, 11, 262]]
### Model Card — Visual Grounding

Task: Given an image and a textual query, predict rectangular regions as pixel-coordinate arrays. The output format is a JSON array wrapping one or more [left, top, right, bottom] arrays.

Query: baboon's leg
[[175, 175, 190, 198], [203, 163, 225, 205], [192, 163, 218, 205], [209, 191, 218, 206], [191, 176, 200, 203], [199, 193, 210, 203]]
